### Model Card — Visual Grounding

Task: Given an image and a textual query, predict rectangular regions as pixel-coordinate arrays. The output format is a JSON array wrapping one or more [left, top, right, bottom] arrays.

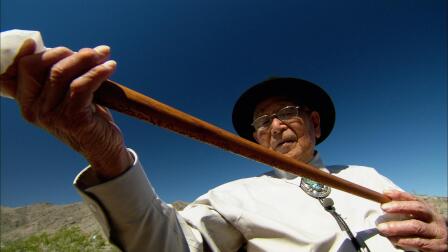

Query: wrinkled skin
[[379, 190, 447, 252], [1, 41, 132, 180], [252, 97, 447, 252], [3, 42, 447, 252], [252, 97, 321, 163]]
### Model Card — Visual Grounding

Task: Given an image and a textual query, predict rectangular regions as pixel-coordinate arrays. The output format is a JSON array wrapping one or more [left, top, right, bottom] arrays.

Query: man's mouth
[[275, 140, 296, 151]]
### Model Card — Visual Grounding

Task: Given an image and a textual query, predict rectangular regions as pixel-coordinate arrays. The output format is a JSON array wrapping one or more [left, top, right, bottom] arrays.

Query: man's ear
[[310, 111, 321, 139], [253, 132, 260, 143]]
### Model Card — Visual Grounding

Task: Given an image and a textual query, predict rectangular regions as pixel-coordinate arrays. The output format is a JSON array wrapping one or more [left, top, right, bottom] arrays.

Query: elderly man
[[3, 44, 447, 252]]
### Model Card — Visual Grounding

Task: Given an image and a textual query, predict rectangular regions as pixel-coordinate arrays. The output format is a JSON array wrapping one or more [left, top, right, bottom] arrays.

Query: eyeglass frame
[[251, 106, 310, 131]]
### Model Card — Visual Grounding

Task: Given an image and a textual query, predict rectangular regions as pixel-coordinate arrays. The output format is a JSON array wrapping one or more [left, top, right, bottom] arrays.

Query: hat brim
[[232, 77, 335, 145]]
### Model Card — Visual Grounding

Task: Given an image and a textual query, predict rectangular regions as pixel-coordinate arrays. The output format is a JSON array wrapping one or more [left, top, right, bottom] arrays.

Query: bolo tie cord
[[319, 198, 371, 252]]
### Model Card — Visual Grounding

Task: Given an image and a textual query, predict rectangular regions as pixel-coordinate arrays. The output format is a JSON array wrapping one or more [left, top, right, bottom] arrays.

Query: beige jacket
[[74, 149, 404, 251]]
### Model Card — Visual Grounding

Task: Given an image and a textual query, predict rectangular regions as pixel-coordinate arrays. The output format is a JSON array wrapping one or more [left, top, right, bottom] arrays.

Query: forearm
[[74, 149, 190, 251]]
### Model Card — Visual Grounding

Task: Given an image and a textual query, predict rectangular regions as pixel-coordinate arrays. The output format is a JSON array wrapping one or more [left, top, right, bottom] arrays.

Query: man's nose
[[270, 118, 287, 135]]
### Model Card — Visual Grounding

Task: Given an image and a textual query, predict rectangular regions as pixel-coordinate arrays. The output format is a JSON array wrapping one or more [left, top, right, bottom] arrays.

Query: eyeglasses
[[252, 106, 307, 130]]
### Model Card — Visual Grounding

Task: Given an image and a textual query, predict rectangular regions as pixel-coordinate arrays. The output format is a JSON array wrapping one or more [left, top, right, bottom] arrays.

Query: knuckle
[[413, 238, 426, 248], [53, 46, 72, 55], [391, 202, 404, 211], [71, 66, 106, 90], [70, 75, 95, 92], [78, 47, 94, 53], [416, 203, 426, 212], [89, 64, 108, 77], [409, 220, 424, 235], [77, 48, 98, 63], [85, 66, 102, 78], [419, 241, 435, 251], [68, 81, 82, 94], [49, 65, 66, 83]]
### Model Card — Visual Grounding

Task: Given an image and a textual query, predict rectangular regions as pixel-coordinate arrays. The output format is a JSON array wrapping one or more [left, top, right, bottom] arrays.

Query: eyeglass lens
[[252, 106, 299, 129]]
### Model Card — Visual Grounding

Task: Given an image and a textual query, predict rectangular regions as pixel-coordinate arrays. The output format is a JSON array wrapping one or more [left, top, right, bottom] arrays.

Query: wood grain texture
[[95, 80, 391, 204]]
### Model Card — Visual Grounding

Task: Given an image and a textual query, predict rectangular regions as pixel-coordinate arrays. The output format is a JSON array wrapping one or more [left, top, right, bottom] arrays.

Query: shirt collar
[[270, 151, 328, 179]]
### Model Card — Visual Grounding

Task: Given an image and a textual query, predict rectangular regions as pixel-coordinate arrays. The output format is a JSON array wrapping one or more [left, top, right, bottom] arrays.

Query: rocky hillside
[[1, 202, 100, 243], [1, 197, 446, 246], [0, 200, 189, 245]]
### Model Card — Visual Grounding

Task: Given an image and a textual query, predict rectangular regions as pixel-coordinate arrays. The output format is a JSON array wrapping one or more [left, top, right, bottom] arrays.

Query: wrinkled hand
[[378, 189, 448, 252], [10, 45, 132, 180]]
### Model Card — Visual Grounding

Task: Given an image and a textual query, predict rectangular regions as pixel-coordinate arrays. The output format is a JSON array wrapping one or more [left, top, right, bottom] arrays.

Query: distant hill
[[0, 200, 189, 246], [1, 197, 446, 247], [1, 202, 99, 242]]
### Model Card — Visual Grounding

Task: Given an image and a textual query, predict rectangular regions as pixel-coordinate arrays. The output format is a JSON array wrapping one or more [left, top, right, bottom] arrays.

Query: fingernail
[[94, 45, 110, 57], [383, 189, 394, 194], [377, 223, 387, 231], [103, 60, 116, 70], [381, 202, 393, 211]]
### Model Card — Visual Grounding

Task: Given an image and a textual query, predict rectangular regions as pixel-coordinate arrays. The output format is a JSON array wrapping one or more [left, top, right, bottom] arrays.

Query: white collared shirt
[[74, 149, 404, 251]]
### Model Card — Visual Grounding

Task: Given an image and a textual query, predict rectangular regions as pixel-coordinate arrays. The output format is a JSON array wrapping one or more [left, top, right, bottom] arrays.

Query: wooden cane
[[94, 80, 391, 204]]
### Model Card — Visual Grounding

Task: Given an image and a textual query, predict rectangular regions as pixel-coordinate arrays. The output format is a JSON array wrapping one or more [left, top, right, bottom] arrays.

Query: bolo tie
[[300, 177, 371, 252]]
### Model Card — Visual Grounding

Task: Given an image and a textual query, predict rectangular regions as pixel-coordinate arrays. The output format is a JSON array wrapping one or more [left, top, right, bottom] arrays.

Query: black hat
[[232, 77, 335, 145]]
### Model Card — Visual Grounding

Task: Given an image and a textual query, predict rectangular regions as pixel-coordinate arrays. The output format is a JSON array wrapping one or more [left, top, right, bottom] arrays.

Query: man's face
[[252, 97, 321, 162]]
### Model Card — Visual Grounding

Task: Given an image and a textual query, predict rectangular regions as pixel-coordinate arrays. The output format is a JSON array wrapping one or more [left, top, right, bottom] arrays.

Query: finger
[[377, 219, 436, 238], [39, 46, 110, 113], [66, 60, 116, 113], [0, 39, 37, 98], [1, 38, 36, 77], [389, 236, 447, 252], [382, 200, 434, 222], [18, 47, 74, 82], [15, 39, 37, 61], [383, 189, 418, 201], [16, 47, 73, 121]]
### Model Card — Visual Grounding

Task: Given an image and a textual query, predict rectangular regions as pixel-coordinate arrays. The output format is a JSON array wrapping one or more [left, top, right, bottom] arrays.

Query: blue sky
[[1, 0, 446, 207]]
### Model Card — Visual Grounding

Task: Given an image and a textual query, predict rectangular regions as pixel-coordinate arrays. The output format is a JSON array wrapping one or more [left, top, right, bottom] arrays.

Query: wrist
[[88, 146, 133, 181]]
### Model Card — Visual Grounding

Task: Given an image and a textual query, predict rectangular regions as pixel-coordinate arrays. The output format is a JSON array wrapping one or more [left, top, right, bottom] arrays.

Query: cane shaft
[[95, 80, 391, 204]]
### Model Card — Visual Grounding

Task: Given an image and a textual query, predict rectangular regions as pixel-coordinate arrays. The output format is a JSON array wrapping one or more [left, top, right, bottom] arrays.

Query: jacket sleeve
[[73, 149, 194, 251], [73, 149, 244, 252]]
